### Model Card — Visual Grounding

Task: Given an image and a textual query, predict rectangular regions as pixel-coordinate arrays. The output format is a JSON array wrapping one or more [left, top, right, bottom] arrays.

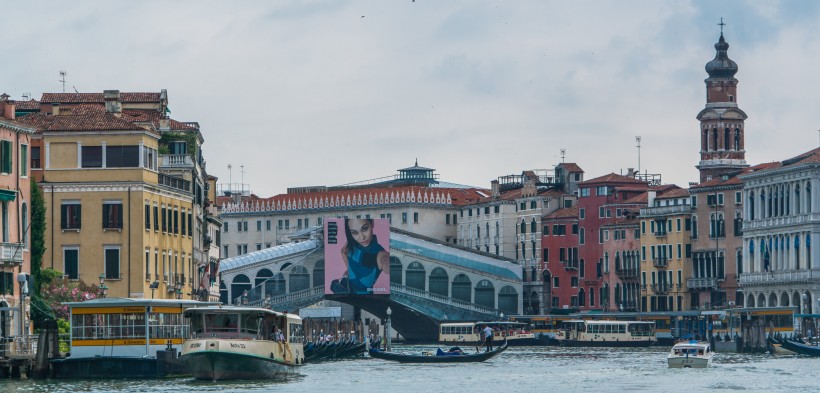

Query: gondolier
[[483, 325, 494, 352]]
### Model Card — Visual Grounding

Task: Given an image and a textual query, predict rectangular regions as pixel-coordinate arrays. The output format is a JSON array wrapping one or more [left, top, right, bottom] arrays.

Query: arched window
[[749, 191, 756, 220], [452, 274, 472, 302], [578, 287, 586, 307], [702, 129, 709, 151], [312, 260, 325, 287], [428, 267, 449, 296], [589, 287, 596, 307], [389, 257, 402, 285], [712, 128, 718, 151], [736, 250, 743, 276], [267, 273, 286, 297], [406, 261, 426, 290], [734, 128, 740, 150], [474, 280, 495, 308], [724, 128, 730, 150], [807, 182, 813, 213], [530, 219, 537, 233], [219, 280, 228, 304], [498, 286, 518, 315], [795, 185, 801, 214], [230, 274, 252, 304], [289, 265, 310, 292], [520, 220, 526, 234]]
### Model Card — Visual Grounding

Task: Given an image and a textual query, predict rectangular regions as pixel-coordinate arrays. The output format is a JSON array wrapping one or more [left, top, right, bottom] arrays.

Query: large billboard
[[324, 218, 390, 295]]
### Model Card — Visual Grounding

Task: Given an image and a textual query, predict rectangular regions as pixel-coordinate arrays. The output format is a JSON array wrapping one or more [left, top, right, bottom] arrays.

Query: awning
[[0, 189, 16, 202]]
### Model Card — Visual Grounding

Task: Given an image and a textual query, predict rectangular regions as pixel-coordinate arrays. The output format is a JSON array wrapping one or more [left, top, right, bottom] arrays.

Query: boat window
[[241, 313, 260, 335], [71, 311, 151, 340], [289, 322, 304, 344], [206, 313, 240, 332]]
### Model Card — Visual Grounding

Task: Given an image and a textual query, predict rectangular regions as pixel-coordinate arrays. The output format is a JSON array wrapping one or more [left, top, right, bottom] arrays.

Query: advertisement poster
[[324, 218, 390, 295]]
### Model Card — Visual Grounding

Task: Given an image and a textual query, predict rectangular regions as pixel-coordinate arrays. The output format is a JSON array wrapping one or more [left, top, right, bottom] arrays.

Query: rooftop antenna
[[21, 92, 30, 100], [560, 148, 566, 163], [635, 136, 642, 173], [73, 85, 79, 94], [227, 164, 232, 194], [240, 165, 246, 195], [59, 70, 67, 93]]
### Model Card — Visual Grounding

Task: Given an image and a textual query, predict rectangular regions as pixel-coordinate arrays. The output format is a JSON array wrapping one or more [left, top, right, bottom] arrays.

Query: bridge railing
[[395, 249, 519, 284], [391, 283, 498, 316], [250, 286, 324, 309]]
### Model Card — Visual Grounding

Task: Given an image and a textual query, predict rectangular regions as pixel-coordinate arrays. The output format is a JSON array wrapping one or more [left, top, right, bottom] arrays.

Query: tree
[[30, 178, 47, 295]]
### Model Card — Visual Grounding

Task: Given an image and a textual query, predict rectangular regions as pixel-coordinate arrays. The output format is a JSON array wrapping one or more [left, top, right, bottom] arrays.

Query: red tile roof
[[580, 172, 648, 186], [15, 112, 148, 132], [14, 100, 40, 110], [543, 205, 579, 219], [558, 163, 584, 173], [691, 162, 780, 189], [41, 92, 162, 104], [656, 188, 690, 199]]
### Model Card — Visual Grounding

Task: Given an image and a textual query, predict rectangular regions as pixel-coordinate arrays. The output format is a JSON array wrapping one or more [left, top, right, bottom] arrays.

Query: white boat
[[667, 341, 714, 368], [180, 306, 305, 380], [556, 320, 656, 347], [438, 321, 542, 346]]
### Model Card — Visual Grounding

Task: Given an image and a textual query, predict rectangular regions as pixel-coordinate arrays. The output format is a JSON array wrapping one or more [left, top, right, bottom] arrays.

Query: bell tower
[[695, 20, 749, 183]]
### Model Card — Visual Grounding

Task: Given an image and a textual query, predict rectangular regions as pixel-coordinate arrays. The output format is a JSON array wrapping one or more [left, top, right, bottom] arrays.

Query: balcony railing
[[563, 259, 578, 270], [615, 267, 639, 279], [160, 154, 195, 168], [654, 231, 667, 237], [687, 277, 718, 289], [0, 242, 24, 264], [651, 284, 672, 294], [640, 205, 693, 217], [739, 269, 820, 286], [158, 173, 191, 193], [652, 257, 668, 268]]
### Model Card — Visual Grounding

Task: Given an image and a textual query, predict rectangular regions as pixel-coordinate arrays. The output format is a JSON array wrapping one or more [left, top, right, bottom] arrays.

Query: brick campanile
[[695, 32, 749, 183]]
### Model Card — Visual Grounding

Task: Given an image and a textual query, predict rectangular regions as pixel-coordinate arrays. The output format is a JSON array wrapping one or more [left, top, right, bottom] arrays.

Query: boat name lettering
[[123, 307, 145, 312], [190, 343, 201, 348], [230, 343, 246, 349]]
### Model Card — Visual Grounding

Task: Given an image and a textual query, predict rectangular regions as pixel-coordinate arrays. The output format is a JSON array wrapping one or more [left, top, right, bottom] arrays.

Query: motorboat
[[667, 340, 714, 368]]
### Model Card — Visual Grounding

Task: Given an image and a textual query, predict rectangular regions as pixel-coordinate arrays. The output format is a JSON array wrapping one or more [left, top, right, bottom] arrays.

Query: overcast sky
[[3, 1, 819, 197]]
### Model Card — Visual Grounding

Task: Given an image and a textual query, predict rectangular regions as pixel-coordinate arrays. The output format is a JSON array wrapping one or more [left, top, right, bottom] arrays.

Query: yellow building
[[19, 91, 201, 299], [639, 187, 693, 312]]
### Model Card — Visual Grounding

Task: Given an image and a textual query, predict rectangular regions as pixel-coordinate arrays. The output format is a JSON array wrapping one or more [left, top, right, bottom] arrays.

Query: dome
[[705, 34, 738, 79]]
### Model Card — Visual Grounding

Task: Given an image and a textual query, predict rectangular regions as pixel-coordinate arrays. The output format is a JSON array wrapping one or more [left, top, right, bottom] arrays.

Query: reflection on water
[[3, 345, 817, 393]]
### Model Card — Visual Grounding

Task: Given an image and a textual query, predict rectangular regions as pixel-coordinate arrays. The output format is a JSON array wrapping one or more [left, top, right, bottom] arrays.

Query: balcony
[[640, 204, 693, 217], [651, 284, 671, 294], [653, 231, 668, 238], [615, 267, 639, 279], [739, 269, 820, 286], [0, 242, 24, 265], [652, 256, 669, 268], [563, 259, 578, 271], [160, 154, 195, 169], [158, 173, 191, 193], [687, 277, 719, 289]]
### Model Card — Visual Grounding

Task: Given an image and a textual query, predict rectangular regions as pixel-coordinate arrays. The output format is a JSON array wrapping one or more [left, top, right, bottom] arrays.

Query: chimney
[[104, 90, 122, 116], [159, 118, 171, 130], [647, 190, 657, 207], [52, 103, 60, 116], [491, 180, 500, 198], [2, 101, 15, 120], [626, 168, 635, 178]]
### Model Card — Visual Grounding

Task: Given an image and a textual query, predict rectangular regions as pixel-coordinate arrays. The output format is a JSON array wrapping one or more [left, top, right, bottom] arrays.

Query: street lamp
[[385, 306, 392, 352], [149, 280, 159, 299]]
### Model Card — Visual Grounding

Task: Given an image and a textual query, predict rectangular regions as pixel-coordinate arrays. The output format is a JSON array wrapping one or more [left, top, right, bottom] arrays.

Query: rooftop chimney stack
[[491, 180, 500, 198], [104, 90, 122, 116]]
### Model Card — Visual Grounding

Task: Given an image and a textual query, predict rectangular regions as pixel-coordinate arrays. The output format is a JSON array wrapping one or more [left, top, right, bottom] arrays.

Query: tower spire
[[718, 17, 726, 35]]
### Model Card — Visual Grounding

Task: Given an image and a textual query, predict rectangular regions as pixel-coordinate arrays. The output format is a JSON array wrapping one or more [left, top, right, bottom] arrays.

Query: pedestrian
[[483, 325, 494, 352]]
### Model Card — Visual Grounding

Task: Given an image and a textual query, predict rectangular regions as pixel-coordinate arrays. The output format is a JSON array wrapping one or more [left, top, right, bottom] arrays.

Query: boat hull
[[368, 342, 508, 363], [182, 351, 300, 380], [667, 355, 712, 368], [437, 337, 545, 347]]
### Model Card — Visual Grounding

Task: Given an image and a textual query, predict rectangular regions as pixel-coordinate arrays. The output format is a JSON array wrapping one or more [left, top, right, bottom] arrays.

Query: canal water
[[2, 345, 817, 392]]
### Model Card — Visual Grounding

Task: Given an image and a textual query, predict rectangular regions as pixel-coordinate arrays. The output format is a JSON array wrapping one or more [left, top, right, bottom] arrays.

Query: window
[[413, 212, 419, 223], [144, 202, 150, 230], [64, 248, 79, 279], [596, 186, 609, 196], [173, 208, 179, 234], [266, 220, 271, 230], [102, 201, 123, 229], [153, 204, 159, 231], [30, 146, 41, 169], [494, 206, 500, 213], [579, 208, 585, 219], [256, 243, 262, 251], [735, 191, 742, 204], [257, 220, 262, 231], [145, 249, 151, 280], [61, 201, 81, 230], [106, 145, 140, 167], [105, 247, 120, 279], [20, 144, 27, 177], [691, 195, 697, 207], [579, 188, 590, 197], [0, 140, 11, 173], [402, 212, 408, 223], [143, 146, 157, 171], [599, 207, 605, 218], [446, 215, 450, 225], [161, 205, 167, 232], [81, 146, 103, 168], [223, 245, 229, 257], [181, 209, 186, 235], [531, 201, 537, 209]]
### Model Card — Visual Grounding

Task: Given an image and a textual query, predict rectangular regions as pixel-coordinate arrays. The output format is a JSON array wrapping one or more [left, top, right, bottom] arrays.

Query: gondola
[[778, 337, 820, 357], [368, 341, 507, 363]]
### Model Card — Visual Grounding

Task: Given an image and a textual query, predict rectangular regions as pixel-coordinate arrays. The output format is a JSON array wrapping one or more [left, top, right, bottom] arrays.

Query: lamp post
[[149, 280, 159, 299], [385, 306, 392, 352], [17, 273, 28, 340]]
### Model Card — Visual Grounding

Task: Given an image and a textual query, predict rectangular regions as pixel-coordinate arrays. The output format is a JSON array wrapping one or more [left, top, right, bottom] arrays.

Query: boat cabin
[[185, 306, 304, 343]]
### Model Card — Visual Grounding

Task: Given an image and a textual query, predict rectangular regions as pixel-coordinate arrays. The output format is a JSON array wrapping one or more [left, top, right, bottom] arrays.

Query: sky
[[2, 0, 820, 197]]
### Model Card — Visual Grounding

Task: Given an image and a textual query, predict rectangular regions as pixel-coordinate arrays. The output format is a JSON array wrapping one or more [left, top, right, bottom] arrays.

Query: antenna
[[635, 136, 642, 173], [59, 70, 67, 93], [560, 148, 566, 163], [21, 92, 30, 100], [240, 165, 246, 195], [73, 85, 79, 94], [227, 164, 232, 194]]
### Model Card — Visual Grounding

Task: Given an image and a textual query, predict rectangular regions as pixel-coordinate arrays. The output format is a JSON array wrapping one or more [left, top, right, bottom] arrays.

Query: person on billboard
[[330, 218, 389, 294]]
